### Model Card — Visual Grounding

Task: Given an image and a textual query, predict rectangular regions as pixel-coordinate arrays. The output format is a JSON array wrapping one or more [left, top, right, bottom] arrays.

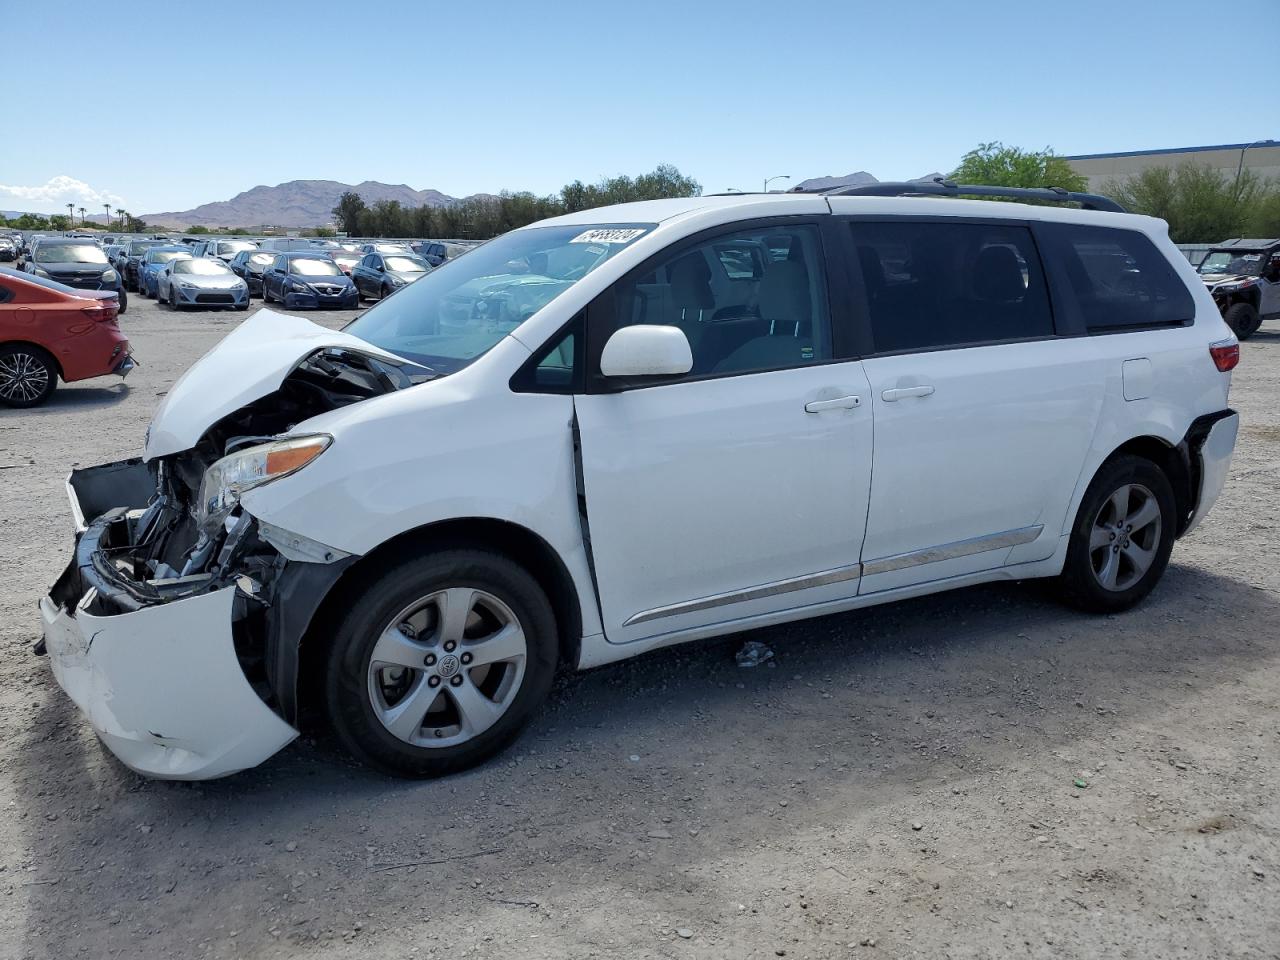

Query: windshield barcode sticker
[[569, 228, 647, 245]]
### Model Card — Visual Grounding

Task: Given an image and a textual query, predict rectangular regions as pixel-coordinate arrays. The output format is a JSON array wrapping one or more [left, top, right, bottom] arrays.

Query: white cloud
[[0, 175, 126, 214]]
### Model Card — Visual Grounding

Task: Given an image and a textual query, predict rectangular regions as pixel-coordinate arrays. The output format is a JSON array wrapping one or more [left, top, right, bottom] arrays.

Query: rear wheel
[[117, 287, 128, 314], [0, 344, 57, 408], [324, 548, 558, 778], [1057, 455, 1175, 612], [1224, 302, 1262, 340]]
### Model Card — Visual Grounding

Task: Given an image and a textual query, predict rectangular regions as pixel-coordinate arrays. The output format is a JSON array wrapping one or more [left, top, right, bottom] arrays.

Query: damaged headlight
[[196, 434, 331, 532]]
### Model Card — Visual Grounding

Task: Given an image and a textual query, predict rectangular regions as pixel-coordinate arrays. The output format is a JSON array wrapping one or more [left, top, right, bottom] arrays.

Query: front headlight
[[290, 280, 312, 293], [196, 434, 331, 532], [102, 268, 118, 283], [179, 281, 199, 290], [33, 267, 50, 278]]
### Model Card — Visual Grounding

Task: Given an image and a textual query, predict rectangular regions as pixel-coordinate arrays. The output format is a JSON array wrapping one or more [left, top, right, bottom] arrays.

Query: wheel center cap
[[437, 654, 460, 678]]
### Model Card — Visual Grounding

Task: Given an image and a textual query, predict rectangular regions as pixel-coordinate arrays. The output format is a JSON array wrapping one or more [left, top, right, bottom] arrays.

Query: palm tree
[[66, 202, 75, 225], [103, 202, 111, 227], [114, 207, 124, 230], [78, 206, 86, 225]]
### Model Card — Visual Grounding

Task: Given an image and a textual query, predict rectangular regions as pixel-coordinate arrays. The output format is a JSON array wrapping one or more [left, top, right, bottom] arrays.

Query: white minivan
[[39, 183, 1241, 780]]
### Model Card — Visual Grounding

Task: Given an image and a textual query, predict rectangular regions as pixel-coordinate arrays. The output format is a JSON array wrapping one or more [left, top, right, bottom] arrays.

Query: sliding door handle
[[804, 395, 861, 413], [882, 385, 935, 402]]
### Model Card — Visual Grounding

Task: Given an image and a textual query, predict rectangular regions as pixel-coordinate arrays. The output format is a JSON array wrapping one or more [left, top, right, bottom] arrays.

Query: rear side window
[[1043, 224, 1194, 332], [849, 220, 1054, 354]]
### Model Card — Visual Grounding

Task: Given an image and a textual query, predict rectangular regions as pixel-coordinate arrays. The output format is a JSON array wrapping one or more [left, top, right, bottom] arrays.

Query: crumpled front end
[[39, 455, 352, 779]]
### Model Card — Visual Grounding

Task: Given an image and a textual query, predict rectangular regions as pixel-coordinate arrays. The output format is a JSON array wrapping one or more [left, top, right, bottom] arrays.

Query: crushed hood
[[144, 309, 407, 459]]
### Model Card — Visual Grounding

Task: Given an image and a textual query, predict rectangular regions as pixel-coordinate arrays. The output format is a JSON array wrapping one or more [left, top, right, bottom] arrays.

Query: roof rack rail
[[796, 177, 1126, 213]]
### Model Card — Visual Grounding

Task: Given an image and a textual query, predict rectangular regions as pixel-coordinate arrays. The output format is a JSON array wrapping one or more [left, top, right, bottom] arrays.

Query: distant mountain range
[[141, 180, 459, 229]]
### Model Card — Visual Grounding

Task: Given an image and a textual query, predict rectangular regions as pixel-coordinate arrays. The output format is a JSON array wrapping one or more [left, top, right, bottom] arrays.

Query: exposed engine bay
[[48, 346, 433, 718]]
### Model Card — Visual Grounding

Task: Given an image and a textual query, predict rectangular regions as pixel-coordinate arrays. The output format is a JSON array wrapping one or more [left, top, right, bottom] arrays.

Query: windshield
[[384, 255, 429, 273], [345, 223, 654, 373], [174, 258, 232, 275], [248, 252, 275, 266], [147, 250, 191, 265], [1198, 250, 1266, 277], [129, 241, 163, 255], [217, 240, 257, 256], [374, 243, 410, 253], [290, 258, 341, 276], [35, 243, 108, 264]]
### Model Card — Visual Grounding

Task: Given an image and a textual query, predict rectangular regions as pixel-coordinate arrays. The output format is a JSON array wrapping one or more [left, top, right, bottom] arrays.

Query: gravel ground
[[1, 294, 1278, 960]]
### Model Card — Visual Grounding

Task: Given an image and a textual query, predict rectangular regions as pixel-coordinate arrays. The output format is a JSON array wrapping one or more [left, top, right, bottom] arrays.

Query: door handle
[[804, 395, 861, 413], [882, 385, 935, 402]]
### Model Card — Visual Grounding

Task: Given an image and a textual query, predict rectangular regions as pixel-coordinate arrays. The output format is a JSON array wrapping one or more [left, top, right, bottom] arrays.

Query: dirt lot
[[1, 293, 1278, 960]]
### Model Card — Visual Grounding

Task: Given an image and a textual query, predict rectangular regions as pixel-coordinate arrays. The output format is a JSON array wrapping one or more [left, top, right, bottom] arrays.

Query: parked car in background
[[228, 249, 276, 296], [138, 246, 193, 299], [410, 241, 448, 266], [351, 252, 432, 300], [1196, 238, 1280, 340], [157, 257, 249, 311], [0, 267, 132, 408], [359, 241, 412, 255], [261, 252, 358, 309], [0, 236, 17, 262], [195, 238, 259, 262], [33, 186, 1242, 779], [258, 238, 316, 253], [122, 239, 167, 291], [330, 251, 362, 277], [22, 237, 127, 314]]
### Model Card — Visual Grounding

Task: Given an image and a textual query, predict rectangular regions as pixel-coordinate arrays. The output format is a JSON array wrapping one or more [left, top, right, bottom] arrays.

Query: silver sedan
[[158, 257, 250, 311]]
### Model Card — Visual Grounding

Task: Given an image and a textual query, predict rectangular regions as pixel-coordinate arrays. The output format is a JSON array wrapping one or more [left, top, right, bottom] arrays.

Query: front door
[[574, 221, 874, 644]]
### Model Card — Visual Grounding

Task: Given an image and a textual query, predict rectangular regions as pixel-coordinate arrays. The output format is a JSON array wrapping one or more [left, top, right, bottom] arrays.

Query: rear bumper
[[1184, 410, 1239, 536], [39, 460, 299, 779]]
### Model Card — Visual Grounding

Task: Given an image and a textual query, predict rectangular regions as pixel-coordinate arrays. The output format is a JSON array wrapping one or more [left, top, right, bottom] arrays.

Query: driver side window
[[611, 224, 831, 378]]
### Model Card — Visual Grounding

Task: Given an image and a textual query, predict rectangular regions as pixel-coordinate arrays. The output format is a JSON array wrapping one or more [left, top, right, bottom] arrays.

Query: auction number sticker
[[569, 228, 647, 245]]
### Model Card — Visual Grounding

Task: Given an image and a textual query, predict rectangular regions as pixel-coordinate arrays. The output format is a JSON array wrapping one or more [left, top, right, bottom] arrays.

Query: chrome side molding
[[622, 525, 1044, 628], [861, 525, 1043, 576], [623, 562, 864, 627]]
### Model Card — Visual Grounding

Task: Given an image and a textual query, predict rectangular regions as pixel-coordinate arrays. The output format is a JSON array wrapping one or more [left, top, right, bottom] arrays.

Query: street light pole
[[1235, 140, 1266, 196], [763, 175, 791, 193]]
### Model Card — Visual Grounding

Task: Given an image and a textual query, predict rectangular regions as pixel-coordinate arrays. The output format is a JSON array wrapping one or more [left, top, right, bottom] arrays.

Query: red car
[[0, 267, 133, 408]]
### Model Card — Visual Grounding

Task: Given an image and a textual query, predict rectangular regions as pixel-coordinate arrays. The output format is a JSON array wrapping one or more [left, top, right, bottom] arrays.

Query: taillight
[[1209, 339, 1239, 372], [81, 302, 119, 323]]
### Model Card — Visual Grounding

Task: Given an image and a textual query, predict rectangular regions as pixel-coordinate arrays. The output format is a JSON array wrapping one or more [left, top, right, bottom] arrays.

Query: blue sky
[[2, 0, 1273, 215]]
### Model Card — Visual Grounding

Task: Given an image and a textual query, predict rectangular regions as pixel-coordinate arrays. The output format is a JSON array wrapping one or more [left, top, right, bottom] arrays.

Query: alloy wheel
[[1089, 482, 1162, 591], [0, 350, 50, 404], [366, 587, 528, 748]]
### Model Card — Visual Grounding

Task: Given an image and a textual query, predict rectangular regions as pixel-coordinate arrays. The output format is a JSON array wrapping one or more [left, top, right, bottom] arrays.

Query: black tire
[[324, 547, 559, 778], [381, 283, 392, 300], [263, 281, 273, 303], [168, 284, 181, 310], [1224, 302, 1262, 340], [235, 302, 249, 311], [1057, 455, 1176, 613], [0, 343, 58, 408], [116, 287, 127, 315]]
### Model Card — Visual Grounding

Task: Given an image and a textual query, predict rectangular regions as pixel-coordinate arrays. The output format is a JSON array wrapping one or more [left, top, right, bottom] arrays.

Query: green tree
[[1102, 163, 1270, 242], [1246, 187, 1280, 237], [49, 214, 71, 230], [951, 142, 1088, 193], [187, 225, 210, 234], [331, 191, 368, 233]]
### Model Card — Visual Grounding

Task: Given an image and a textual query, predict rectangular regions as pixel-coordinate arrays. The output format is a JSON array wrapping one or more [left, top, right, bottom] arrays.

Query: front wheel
[[1224, 302, 1262, 340], [1056, 455, 1176, 613], [324, 548, 559, 778], [117, 287, 128, 314]]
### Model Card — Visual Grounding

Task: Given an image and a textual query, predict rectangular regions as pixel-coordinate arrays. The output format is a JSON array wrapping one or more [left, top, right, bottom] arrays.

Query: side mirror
[[375, 264, 385, 272], [600, 325, 693, 379]]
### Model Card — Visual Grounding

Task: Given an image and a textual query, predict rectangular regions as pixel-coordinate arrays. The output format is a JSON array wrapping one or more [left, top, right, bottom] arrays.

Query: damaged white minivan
[[39, 182, 1241, 779]]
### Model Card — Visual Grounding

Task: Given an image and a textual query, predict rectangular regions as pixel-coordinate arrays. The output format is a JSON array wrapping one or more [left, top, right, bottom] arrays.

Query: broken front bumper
[[39, 460, 299, 780]]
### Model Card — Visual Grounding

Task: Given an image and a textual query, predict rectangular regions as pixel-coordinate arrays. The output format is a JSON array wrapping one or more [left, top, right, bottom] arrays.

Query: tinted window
[[849, 220, 1053, 353], [1045, 225, 1195, 331], [612, 224, 831, 377]]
